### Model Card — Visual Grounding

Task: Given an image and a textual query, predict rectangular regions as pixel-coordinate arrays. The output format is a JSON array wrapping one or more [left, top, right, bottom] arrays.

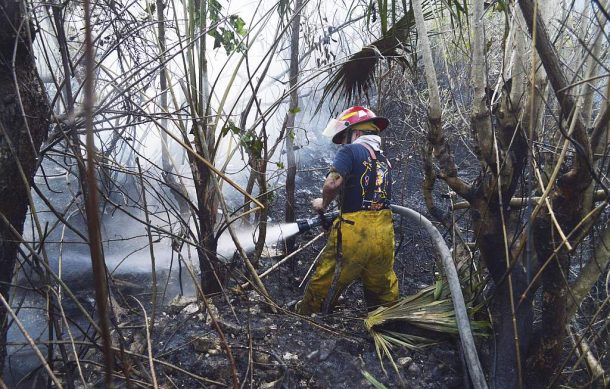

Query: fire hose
[[295, 205, 486, 388]]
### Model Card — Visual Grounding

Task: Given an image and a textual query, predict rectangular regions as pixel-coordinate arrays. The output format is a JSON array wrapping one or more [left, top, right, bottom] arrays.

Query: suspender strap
[[360, 143, 377, 160], [359, 143, 392, 168], [358, 143, 391, 210]]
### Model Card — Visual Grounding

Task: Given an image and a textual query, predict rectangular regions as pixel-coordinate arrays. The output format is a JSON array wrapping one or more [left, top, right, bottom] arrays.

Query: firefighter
[[296, 106, 399, 314]]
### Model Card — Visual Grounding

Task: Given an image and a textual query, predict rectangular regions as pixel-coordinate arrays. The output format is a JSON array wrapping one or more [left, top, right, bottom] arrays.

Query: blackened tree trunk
[[518, 1, 593, 385], [0, 0, 50, 373], [192, 145, 222, 294], [189, 0, 222, 295]]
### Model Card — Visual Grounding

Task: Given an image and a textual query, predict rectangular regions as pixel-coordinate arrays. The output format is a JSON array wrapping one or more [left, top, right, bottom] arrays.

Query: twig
[[136, 158, 158, 335], [0, 293, 64, 389], [533, 160, 572, 250], [299, 247, 325, 288], [240, 232, 324, 289], [451, 190, 608, 210], [568, 326, 608, 386], [517, 202, 607, 308], [83, 0, 114, 384], [549, 297, 610, 388], [48, 288, 88, 387], [131, 297, 159, 389]]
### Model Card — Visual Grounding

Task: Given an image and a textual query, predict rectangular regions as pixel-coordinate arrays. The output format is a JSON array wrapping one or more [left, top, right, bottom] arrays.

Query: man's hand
[[311, 198, 324, 212]]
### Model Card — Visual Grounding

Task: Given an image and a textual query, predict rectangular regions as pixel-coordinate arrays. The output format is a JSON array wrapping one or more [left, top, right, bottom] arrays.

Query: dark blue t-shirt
[[331, 144, 392, 213]]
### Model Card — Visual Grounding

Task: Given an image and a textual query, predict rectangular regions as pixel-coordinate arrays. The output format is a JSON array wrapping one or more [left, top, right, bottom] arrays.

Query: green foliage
[[288, 106, 301, 114], [240, 132, 264, 159], [320, 0, 473, 106], [232, 15, 247, 36], [447, 0, 467, 14], [208, 0, 222, 22], [200, 0, 247, 55], [439, 0, 470, 42], [265, 190, 275, 204], [321, 1, 427, 104], [208, 15, 248, 55], [275, 161, 285, 169], [433, 277, 443, 300], [287, 129, 295, 141], [208, 14, 247, 54], [221, 120, 241, 137], [494, 0, 508, 12]]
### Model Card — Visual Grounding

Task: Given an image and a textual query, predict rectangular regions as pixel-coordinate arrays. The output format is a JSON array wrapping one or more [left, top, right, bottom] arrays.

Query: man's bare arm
[[312, 171, 344, 211]]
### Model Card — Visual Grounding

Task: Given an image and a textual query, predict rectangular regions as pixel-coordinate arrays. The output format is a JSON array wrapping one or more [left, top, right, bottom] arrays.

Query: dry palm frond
[[361, 369, 389, 389], [364, 275, 489, 373], [320, 1, 437, 104], [371, 329, 439, 373]]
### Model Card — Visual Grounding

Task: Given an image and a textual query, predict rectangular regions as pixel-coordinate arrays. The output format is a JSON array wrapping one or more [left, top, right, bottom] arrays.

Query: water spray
[[215, 210, 339, 258]]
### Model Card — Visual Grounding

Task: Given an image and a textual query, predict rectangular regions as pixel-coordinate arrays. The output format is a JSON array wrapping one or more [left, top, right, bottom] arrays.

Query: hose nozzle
[[296, 210, 340, 233]]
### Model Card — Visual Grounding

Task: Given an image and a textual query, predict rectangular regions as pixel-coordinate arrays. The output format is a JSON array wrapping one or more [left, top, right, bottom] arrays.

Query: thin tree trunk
[[415, 0, 469, 220], [190, 0, 222, 294], [470, 0, 494, 171], [156, 0, 190, 230], [284, 0, 303, 254], [579, 0, 609, 221]]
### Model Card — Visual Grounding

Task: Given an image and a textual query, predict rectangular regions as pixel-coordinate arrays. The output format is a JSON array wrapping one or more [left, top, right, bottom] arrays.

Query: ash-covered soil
[[110, 248, 465, 389]]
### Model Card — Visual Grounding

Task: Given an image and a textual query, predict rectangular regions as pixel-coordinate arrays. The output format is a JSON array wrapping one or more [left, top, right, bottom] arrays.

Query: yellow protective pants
[[297, 209, 398, 314]]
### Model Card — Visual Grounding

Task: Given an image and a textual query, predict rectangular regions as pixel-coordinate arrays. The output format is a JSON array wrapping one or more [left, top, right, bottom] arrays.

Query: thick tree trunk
[[253, 159, 268, 262], [470, 3, 531, 385], [188, 0, 222, 295], [517, 2, 595, 385], [157, 0, 190, 222], [527, 190, 584, 386], [0, 1, 50, 373], [414, 0, 465, 220]]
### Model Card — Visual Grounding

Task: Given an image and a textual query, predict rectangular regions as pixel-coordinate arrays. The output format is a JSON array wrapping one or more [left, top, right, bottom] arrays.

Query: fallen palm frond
[[361, 369, 389, 389], [369, 329, 438, 374], [364, 276, 489, 373], [365, 279, 487, 332]]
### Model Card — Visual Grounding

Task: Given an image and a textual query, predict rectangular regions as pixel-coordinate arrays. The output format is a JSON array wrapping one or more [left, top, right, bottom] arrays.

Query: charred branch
[[518, 0, 593, 190]]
